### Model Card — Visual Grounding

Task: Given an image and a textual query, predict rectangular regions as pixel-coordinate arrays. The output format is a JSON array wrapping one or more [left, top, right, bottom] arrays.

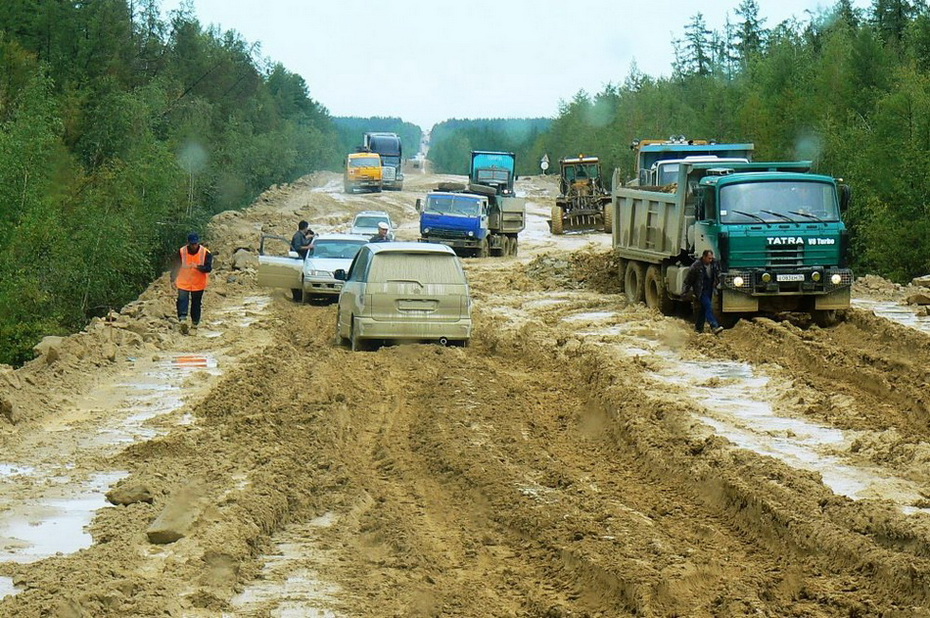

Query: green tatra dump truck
[[611, 160, 853, 327]]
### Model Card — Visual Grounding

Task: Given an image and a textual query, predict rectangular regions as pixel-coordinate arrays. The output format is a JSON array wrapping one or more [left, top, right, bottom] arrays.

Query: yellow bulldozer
[[550, 155, 612, 234]]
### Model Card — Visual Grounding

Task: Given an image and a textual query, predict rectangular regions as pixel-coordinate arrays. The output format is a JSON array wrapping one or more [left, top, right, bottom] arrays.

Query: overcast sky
[[161, 0, 871, 129]]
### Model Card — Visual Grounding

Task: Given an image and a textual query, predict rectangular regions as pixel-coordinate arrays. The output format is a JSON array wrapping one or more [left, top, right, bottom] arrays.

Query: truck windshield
[[426, 195, 482, 216], [656, 164, 679, 185], [719, 181, 839, 224], [350, 157, 380, 168], [566, 164, 599, 182], [476, 169, 510, 183]]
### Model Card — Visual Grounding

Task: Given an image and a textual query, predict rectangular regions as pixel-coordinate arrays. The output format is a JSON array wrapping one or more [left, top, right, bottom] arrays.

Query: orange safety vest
[[176, 246, 210, 291]]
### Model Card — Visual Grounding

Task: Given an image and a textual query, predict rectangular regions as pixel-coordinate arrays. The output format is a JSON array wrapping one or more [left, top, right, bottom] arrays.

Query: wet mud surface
[[1, 171, 930, 616]]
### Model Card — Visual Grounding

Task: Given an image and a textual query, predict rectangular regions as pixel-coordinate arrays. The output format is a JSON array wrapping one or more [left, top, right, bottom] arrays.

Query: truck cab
[[470, 151, 516, 196], [364, 132, 404, 190], [344, 152, 383, 193], [624, 138, 755, 186], [418, 191, 490, 256]]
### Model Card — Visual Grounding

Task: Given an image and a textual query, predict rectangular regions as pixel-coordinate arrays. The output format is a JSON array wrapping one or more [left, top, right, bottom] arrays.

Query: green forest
[[428, 118, 552, 175], [333, 117, 422, 161], [0, 0, 342, 365]]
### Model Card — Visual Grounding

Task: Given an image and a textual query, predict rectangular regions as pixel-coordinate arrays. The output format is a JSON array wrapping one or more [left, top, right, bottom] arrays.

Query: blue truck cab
[[418, 192, 491, 257]]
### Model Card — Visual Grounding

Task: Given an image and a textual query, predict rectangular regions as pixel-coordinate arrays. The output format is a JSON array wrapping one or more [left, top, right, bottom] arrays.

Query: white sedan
[[257, 233, 369, 302]]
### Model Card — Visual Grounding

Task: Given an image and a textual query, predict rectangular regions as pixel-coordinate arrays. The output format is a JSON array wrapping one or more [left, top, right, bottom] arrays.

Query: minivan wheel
[[335, 313, 348, 347], [350, 317, 367, 352]]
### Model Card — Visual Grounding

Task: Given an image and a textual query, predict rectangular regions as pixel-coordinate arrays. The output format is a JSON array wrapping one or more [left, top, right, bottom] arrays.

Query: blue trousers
[[695, 290, 720, 332], [177, 289, 204, 324]]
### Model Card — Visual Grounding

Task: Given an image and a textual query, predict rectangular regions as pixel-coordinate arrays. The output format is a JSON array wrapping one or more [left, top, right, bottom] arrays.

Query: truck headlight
[[423, 227, 430, 234], [812, 271, 822, 282], [761, 272, 772, 283], [831, 273, 842, 285], [467, 231, 475, 237], [733, 276, 745, 287]]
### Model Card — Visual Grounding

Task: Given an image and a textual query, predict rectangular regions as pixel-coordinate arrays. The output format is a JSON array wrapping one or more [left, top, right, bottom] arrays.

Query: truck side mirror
[[415, 198, 421, 212], [839, 184, 851, 212]]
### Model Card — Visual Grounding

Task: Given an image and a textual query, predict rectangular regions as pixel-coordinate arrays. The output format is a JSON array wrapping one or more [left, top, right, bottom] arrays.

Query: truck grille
[[767, 245, 804, 267]]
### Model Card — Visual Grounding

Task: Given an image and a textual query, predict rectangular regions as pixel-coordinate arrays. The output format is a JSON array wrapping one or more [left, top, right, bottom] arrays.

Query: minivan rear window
[[368, 253, 463, 284]]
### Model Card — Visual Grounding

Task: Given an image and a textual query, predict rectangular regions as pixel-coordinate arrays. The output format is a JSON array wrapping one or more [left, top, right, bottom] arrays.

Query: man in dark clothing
[[683, 249, 724, 335], [291, 220, 315, 258], [369, 221, 391, 243]]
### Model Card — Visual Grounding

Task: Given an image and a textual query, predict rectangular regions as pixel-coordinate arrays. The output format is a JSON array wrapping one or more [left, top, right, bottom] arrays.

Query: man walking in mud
[[174, 233, 212, 334], [683, 249, 724, 335]]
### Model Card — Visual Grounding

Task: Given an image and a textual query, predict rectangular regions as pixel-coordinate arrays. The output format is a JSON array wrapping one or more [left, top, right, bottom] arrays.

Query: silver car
[[350, 211, 395, 241], [257, 233, 369, 301]]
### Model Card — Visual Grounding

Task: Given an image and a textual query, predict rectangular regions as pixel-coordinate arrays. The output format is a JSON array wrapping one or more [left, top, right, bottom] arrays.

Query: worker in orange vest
[[174, 233, 213, 333]]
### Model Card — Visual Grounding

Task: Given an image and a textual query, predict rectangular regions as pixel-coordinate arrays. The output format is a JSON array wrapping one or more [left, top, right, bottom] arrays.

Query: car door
[[257, 235, 303, 290], [337, 247, 371, 338]]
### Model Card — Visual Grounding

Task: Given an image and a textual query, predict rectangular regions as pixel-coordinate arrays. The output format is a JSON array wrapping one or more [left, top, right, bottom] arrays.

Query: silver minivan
[[334, 242, 472, 351]]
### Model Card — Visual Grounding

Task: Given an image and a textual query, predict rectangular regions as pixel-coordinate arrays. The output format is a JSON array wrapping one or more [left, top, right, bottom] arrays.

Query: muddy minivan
[[334, 242, 472, 351]]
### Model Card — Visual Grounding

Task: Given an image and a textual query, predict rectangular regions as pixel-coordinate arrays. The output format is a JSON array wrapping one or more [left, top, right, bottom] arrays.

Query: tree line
[[333, 117, 422, 161], [0, 0, 342, 365], [428, 118, 552, 176]]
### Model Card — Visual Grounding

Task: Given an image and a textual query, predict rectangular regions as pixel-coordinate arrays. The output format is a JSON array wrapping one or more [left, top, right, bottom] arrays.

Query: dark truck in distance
[[364, 132, 404, 190], [611, 160, 852, 327], [469, 151, 517, 196]]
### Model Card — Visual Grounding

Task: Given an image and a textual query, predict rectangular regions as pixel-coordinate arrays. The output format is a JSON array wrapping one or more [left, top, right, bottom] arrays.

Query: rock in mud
[[1, 396, 20, 424], [912, 274, 930, 288], [146, 483, 205, 544], [34, 336, 64, 363], [232, 248, 257, 270], [906, 292, 930, 306], [107, 484, 154, 506]]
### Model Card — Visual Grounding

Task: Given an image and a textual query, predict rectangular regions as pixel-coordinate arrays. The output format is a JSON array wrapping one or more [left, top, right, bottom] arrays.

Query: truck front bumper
[[719, 267, 853, 312]]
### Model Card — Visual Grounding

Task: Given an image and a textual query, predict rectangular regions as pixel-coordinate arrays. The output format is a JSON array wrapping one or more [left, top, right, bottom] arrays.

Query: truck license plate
[[776, 274, 805, 282]]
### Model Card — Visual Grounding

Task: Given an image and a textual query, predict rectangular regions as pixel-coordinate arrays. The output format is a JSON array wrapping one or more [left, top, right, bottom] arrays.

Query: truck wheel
[[551, 206, 564, 235], [625, 261, 646, 304], [602, 205, 613, 234], [644, 265, 675, 316], [811, 309, 838, 327], [511, 236, 519, 256], [478, 238, 490, 258]]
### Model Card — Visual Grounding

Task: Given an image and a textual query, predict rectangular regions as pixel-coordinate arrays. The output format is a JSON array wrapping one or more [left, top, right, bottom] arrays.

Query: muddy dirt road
[[2, 171, 930, 617]]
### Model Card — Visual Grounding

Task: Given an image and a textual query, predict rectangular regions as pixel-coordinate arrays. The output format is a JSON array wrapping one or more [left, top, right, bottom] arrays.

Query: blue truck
[[416, 151, 525, 257]]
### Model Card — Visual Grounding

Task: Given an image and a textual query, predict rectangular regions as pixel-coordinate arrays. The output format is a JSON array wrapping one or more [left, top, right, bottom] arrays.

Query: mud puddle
[[0, 353, 220, 564], [853, 298, 930, 335], [227, 512, 343, 617], [0, 577, 20, 600], [209, 295, 272, 331], [0, 471, 127, 563], [576, 315, 930, 514]]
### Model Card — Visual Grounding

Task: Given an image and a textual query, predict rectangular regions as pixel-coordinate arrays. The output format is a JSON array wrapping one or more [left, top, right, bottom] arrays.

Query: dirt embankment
[[1, 172, 930, 617]]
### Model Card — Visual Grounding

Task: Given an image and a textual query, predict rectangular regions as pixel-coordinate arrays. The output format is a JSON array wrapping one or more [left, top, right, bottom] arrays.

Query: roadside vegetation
[[0, 0, 341, 365]]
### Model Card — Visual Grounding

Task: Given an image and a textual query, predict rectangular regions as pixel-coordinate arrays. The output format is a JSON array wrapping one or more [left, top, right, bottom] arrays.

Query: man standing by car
[[369, 221, 391, 243], [291, 220, 315, 258], [174, 233, 212, 334], [683, 249, 724, 335]]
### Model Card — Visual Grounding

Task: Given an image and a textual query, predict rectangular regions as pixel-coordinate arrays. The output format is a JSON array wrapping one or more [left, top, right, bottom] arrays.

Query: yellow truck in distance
[[344, 152, 383, 193]]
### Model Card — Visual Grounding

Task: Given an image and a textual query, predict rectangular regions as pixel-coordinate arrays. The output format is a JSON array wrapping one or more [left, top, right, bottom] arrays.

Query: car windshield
[[719, 180, 839, 223], [349, 157, 380, 168], [310, 239, 367, 259], [426, 195, 481, 216], [353, 216, 388, 228]]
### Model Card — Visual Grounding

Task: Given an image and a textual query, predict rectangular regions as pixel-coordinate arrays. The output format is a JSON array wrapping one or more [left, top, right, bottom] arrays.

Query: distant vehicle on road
[[350, 211, 396, 241], [333, 242, 472, 350], [257, 233, 369, 302], [364, 132, 404, 190], [344, 152, 383, 193]]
